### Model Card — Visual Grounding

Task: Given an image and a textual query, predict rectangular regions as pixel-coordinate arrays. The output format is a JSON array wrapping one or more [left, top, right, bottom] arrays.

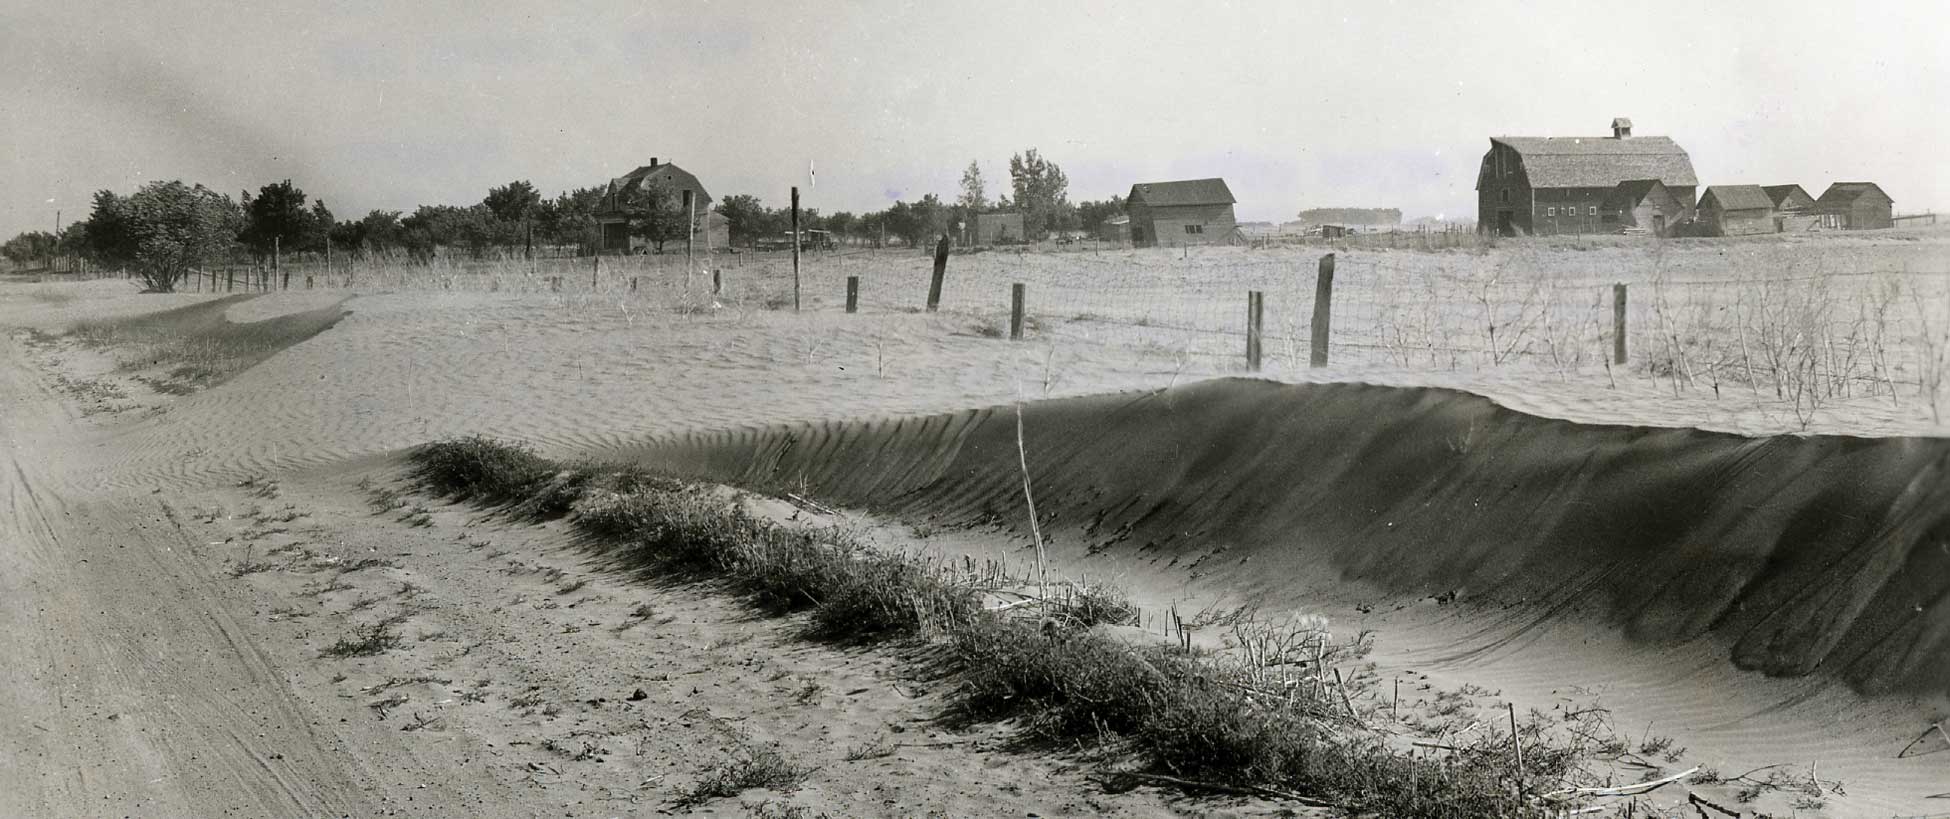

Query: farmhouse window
[[1183, 224, 1204, 234], [1500, 190, 1510, 203], [1546, 207, 1556, 216], [1588, 206, 1597, 216]]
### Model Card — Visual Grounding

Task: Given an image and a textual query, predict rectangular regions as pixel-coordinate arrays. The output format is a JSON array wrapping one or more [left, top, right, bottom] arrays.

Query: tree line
[[3, 147, 1131, 292]]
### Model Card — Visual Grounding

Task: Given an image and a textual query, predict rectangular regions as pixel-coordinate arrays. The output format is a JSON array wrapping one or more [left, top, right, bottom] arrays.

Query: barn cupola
[[1611, 118, 1633, 139]]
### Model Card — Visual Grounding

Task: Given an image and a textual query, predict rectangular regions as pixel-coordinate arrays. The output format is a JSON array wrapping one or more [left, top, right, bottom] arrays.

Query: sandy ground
[[5, 243, 1950, 817]]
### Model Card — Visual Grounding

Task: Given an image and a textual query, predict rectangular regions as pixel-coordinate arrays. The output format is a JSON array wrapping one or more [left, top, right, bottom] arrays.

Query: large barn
[[1697, 185, 1776, 236], [1476, 118, 1698, 236], [595, 158, 714, 253], [1126, 178, 1237, 247], [1813, 183, 1894, 230]]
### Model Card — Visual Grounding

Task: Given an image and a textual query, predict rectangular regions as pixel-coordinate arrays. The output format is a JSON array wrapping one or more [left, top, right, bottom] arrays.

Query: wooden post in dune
[[683, 189, 696, 287], [591, 250, 600, 291], [1246, 290, 1264, 371], [790, 186, 802, 312], [711, 269, 722, 295], [274, 236, 284, 291], [845, 275, 858, 313], [1310, 253, 1335, 367], [927, 234, 949, 312], [629, 276, 638, 294], [1613, 283, 1629, 364], [1010, 283, 1026, 340]]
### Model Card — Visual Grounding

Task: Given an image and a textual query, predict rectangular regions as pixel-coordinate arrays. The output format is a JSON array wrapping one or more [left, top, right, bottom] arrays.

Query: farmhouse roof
[[1129, 178, 1236, 207], [1700, 185, 1775, 212], [1761, 184, 1813, 208], [1814, 182, 1891, 206], [600, 161, 711, 214], [1492, 135, 1698, 188]]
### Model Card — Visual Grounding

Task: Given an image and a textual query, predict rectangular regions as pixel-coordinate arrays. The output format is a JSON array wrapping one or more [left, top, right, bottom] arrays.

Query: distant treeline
[[1297, 207, 1402, 226]]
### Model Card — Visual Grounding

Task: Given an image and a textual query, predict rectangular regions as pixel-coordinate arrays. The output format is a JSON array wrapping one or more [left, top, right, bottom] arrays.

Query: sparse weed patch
[[322, 621, 401, 658]]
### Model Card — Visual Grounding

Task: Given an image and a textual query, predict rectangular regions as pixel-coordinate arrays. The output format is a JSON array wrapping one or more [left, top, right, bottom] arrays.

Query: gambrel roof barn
[[1477, 118, 1698, 236]]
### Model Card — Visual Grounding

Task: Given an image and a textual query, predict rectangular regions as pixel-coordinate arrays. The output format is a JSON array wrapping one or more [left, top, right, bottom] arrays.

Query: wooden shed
[[970, 211, 1025, 245], [1813, 183, 1894, 230], [1762, 185, 1820, 232], [1126, 178, 1237, 247], [1600, 179, 1684, 235], [1099, 214, 1130, 243], [1698, 185, 1776, 236]]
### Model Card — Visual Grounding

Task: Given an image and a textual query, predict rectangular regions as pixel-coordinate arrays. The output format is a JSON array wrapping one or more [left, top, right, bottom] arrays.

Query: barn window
[[1546, 207, 1557, 216], [1588, 206, 1597, 216], [1500, 190, 1510, 203], [1183, 224, 1204, 234]]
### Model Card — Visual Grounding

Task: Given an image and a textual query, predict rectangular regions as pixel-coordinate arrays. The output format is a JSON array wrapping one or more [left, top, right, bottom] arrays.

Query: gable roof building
[[1813, 182, 1894, 230], [1477, 118, 1698, 236], [1762, 184, 1816, 212], [1698, 185, 1776, 236], [596, 158, 713, 252], [1125, 178, 1238, 247], [1600, 179, 1684, 235]]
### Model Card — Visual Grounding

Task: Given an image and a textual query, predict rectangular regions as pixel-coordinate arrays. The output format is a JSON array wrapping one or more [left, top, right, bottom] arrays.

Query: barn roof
[[1761, 184, 1813, 208], [1601, 179, 1672, 210], [1700, 185, 1775, 212], [1492, 136, 1698, 188], [1815, 182, 1891, 207], [1129, 178, 1236, 207]]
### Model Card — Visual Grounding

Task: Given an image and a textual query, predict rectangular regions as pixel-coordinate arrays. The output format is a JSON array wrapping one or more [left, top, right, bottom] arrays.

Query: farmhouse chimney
[[1611, 118, 1633, 139], [650, 157, 660, 168]]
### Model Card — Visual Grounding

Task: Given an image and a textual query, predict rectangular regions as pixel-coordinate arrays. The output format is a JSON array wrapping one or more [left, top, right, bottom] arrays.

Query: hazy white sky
[[3, 0, 1946, 237]]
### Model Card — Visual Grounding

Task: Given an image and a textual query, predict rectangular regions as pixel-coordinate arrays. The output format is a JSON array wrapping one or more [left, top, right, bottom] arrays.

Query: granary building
[[1813, 183, 1894, 230], [969, 211, 1026, 245], [595, 158, 714, 253], [1599, 179, 1685, 235], [1697, 185, 1777, 236], [1126, 178, 1238, 247], [1477, 118, 1698, 236], [1100, 214, 1131, 243]]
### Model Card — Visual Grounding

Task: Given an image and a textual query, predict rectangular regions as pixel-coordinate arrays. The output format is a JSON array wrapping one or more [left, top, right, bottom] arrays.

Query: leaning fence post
[[1246, 290, 1264, 371], [1613, 283, 1628, 364], [845, 275, 859, 313], [790, 186, 802, 312], [592, 251, 600, 290], [712, 268, 722, 295], [1010, 283, 1026, 340], [927, 234, 949, 311], [1310, 253, 1335, 367]]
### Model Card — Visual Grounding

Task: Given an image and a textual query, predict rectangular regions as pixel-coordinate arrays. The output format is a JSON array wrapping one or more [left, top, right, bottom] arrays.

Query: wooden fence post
[[790, 186, 801, 312], [1310, 253, 1335, 367], [273, 236, 283, 291], [592, 251, 600, 290], [927, 234, 949, 312], [1613, 283, 1628, 364], [1010, 282, 1026, 340], [684, 189, 696, 286], [629, 276, 638, 294], [1246, 290, 1264, 371], [226, 267, 234, 292], [712, 269, 722, 295], [845, 275, 859, 313]]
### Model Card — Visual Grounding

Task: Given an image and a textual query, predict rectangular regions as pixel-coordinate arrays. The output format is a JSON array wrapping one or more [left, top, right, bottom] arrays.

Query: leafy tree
[[329, 209, 403, 254], [241, 180, 316, 256], [958, 160, 989, 212], [825, 211, 856, 245], [483, 180, 542, 223], [1007, 148, 1070, 240], [307, 199, 336, 251], [614, 178, 686, 252], [884, 194, 949, 248], [540, 186, 604, 252], [400, 204, 499, 258], [78, 189, 140, 267], [1, 231, 58, 267], [715, 194, 769, 250], [1073, 196, 1125, 236], [116, 181, 243, 291]]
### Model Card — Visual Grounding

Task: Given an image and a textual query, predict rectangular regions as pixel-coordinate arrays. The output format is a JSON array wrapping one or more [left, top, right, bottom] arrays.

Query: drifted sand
[[6, 272, 1950, 816]]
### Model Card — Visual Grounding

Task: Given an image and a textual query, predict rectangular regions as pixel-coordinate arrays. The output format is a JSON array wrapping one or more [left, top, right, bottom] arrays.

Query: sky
[[3, 0, 1947, 238]]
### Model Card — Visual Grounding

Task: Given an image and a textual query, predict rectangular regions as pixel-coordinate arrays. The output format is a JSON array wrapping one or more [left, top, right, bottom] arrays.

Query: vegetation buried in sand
[[66, 294, 351, 393], [409, 435, 1620, 818]]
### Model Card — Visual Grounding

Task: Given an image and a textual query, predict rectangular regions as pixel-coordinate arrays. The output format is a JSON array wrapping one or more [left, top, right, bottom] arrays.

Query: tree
[[79, 189, 140, 268], [540, 186, 604, 253], [958, 160, 989, 212], [825, 211, 856, 246], [120, 181, 243, 291], [307, 199, 336, 251], [619, 178, 685, 252], [884, 194, 949, 248], [1073, 196, 1125, 236], [241, 180, 315, 257], [484, 180, 542, 224], [1, 231, 58, 268], [1007, 148, 1070, 240], [714, 194, 768, 250]]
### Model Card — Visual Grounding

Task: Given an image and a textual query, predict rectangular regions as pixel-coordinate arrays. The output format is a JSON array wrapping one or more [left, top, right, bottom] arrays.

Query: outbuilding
[[1126, 178, 1238, 247], [1813, 183, 1894, 230], [1600, 179, 1685, 235], [1698, 186, 1776, 236]]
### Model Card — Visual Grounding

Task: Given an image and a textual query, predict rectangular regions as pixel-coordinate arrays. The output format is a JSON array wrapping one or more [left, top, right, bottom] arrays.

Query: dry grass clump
[[407, 437, 1595, 817]]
